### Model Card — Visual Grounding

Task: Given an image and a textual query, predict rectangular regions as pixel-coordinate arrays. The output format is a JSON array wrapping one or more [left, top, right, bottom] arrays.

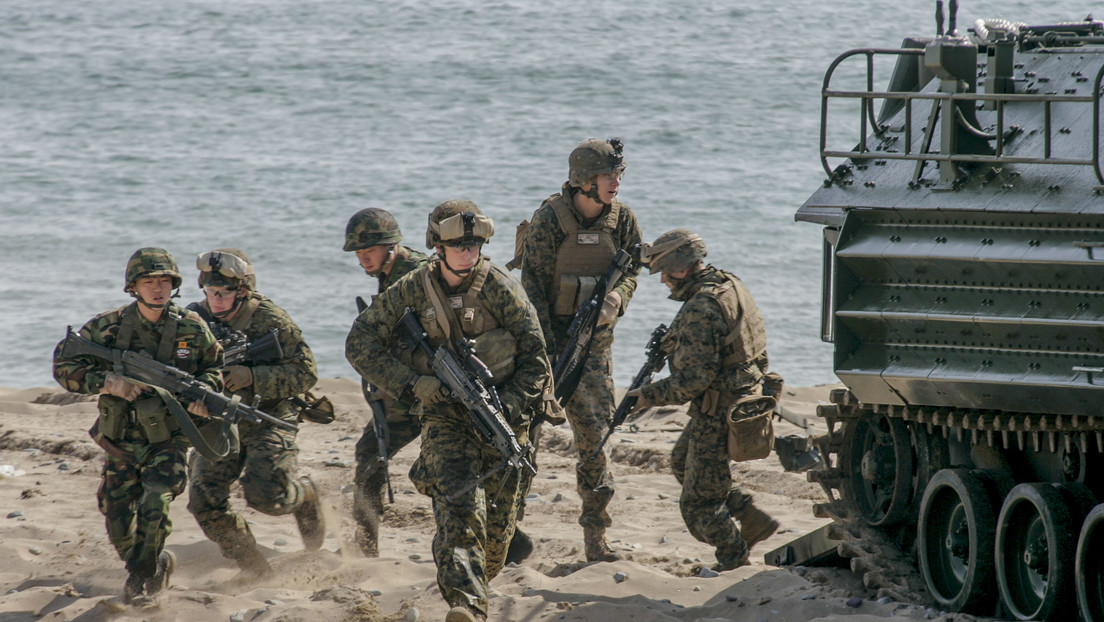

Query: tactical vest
[[549, 197, 621, 317], [415, 260, 517, 385], [97, 303, 186, 443]]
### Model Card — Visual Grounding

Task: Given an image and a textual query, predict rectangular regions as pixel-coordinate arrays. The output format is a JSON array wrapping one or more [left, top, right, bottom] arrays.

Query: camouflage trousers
[[98, 432, 189, 578], [409, 411, 525, 618], [353, 409, 421, 543], [670, 398, 754, 564], [557, 328, 616, 528], [187, 423, 303, 561]]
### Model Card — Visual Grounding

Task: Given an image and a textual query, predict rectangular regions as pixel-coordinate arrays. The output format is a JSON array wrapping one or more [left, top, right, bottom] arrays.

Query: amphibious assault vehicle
[[796, 2, 1104, 620]]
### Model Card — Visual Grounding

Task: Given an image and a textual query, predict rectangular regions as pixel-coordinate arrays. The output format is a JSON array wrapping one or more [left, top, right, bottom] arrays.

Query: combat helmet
[[425, 199, 495, 248], [125, 247, 182, 292], [196, 248, 257, 290], [640, 228, 707, 274], [568, 138, 626, 188], [344, 208, 403, 251]]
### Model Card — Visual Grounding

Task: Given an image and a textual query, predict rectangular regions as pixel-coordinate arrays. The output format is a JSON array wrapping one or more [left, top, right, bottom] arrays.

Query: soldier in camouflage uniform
[[343, 208, 428, 556], [627, 229, 780, 571], [346, 200, 553, 622], [52, 248, 221, 605], [185, 248, 324, 576], [518, 138, 642, 562]]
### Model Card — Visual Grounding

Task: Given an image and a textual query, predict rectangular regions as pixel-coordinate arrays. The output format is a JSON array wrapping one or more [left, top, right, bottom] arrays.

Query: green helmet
[[344, 208, 403, 251], [640, 228, 707, 274], [196, 248, 257, 290], [568, 137, 626, 188], [425, 199, 495, 248], [124, 247, 182, 292]]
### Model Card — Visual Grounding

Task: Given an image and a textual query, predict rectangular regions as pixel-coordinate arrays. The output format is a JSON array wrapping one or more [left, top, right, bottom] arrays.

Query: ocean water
[[0, 0, 1079, 390]]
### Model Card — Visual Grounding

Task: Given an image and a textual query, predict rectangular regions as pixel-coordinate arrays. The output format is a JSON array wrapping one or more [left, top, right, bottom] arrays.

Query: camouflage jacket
[[191, 292, 317, 407], [639, 266, 769, 409], [520, 182, 641, 350], [346, 256, 551, 422], [374, 245, 428, 296], [53, 301, 223, 410]]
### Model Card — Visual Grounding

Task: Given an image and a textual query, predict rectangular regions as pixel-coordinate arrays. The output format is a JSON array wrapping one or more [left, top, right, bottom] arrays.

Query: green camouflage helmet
[[344, 208, 403, 251], [568, 137, 626, 188], [124, 247, 182, 291], [640, 228, 707, 274], [425, 199, 495, 248], [196, 248, 257, 290]]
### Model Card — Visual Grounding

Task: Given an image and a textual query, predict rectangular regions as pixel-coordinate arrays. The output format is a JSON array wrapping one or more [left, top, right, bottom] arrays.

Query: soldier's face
[[661, 267, 692, 291], [441, 244, 481, 272], [205, 285, 243, 317], [356, 245, 391, 274], [594, 171, 622, 203], [132, 276, 174, 306]]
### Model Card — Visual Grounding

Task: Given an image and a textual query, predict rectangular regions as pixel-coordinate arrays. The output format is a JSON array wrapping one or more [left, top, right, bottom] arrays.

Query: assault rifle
[[219, 327, 283, 367], [553, 249, 633, 403], [398, 309, 536, 501], [357, 296, 393, 503], [59, 328, 297, 433], [592, 323, 668, 458]]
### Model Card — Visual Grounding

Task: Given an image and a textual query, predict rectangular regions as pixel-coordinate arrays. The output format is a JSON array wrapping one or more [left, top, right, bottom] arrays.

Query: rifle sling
[[149, 385, 233, 460]]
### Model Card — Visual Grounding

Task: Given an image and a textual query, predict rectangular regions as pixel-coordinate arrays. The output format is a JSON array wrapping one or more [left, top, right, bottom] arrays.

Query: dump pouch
[[726, 394, 775, 462]]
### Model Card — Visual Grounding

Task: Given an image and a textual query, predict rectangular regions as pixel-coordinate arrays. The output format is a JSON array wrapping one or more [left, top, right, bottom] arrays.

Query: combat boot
[[739, 505, 780, 550], [583, 526, 620, 562], [145, 550, 175, 596], [355, 523, 379, 558], [294, 475, 325, 551], [505, 527, 534, 565], [445, 606, 485, 621], [711, 543, 750, 572], [234, 544, 274, 578], [123, 572, 152, 606]]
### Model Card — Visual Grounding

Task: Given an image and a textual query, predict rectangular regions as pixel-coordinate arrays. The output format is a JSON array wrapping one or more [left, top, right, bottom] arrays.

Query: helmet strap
[[369, 244, 397, 277], [438, 246, 476, 278], [211, 292, 245, 320], [580, 181, 610, 208]]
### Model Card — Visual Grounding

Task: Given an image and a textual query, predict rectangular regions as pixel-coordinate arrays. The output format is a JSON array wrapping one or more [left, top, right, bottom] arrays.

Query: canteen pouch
[[726, 394, 776, 462], [134, 395, 172, 444]]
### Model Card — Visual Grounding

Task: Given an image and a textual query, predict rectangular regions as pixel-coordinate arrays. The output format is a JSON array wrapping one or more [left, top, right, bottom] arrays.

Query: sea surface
[[0, 0, 1079, 390]]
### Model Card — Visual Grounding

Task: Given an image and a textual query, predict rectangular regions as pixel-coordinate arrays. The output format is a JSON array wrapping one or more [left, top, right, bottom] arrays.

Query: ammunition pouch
[[725, 393, 775, 463], [96, 395, 131, 441], [88, 418, 135, 461], [554, 275, 598, 317], [134, 395, 174, 444]]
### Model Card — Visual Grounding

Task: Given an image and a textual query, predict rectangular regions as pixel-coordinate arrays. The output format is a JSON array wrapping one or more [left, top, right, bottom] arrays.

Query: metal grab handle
[[1073, 365, 1104, 385], [1073, 241, 1104, 260]]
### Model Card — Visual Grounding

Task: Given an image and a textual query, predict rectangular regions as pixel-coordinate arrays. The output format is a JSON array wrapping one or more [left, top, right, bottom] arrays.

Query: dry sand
[[0, 379, 974, 622]]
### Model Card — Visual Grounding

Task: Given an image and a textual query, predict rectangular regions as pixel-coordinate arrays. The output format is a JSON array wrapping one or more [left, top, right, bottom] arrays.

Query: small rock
[[264, 599, 284, 606], [877, 596, 894, 605], [525, 493, 542, 502], [757, 596, 771, 605], [338, 436, 354, 441], [697, 567, 719, 578], [724, 594, 739, 602], [657, 493, 671, 500], [230, 610, 247, 622], [328, 449, 339, 454], [845, 596, 863, 608], [613, 572, 628, 583], [404, 608, 420, 622], [57, 462, 71, 471], [625, 495, 636, 500], [369, 589, 382, 596], [406, 537, 422, 543], [546, 474, 557, 479], [659, 535, 671, 544], [323, 460, 351, 468], [28, 546, 42, 555], [552, 493, 565, 502], [409, 554, 422, 561], [273, 539, 289, 546], [7, 511, 24, 519], [692, 586, 702, 592], [801, 593, 816, 600]]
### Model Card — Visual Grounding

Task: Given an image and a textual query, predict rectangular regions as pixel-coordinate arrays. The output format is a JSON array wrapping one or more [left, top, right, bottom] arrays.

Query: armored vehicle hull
[[797, 5, 1104, 620]]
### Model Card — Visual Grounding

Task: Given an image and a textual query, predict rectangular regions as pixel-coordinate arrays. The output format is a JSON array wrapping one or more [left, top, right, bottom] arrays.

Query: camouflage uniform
[[519, 183, 641, 541], [186, 291, 319, 566], [53, 301, 222, 584], [635, 265, 770, 568], [351, 244, 428, 555], [346, 255, 550, 618]]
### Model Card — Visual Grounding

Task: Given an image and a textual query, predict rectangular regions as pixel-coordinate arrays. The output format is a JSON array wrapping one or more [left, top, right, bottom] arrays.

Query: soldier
[[518, 137, 642, 562], [185, 248, 324, 576], [52, 248, 221, 604], [346, 200, 554, 622], [342, 208, 428, 556], [627, 229, 780, 571]]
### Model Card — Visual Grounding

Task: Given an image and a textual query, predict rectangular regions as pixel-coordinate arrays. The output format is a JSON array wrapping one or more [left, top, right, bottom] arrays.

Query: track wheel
[[918, 468, 1000, 614], [1077, 503, 1104, 622], [840, 412, 913, 526], [995, 483, 1081, 621]]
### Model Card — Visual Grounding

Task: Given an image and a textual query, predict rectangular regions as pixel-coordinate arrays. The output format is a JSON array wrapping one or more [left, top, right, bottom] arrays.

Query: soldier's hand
[[223, 365, 253, 392], [597, 291, 622, 327], [187, 400, 211, 419], [412, 375, 449, 406], [100, 372, 142, 402], [625, 388, 652, 414]]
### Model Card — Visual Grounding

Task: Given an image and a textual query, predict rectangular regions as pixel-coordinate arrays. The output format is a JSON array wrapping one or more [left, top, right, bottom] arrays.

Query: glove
[[625, 387, 652, 414], [99, 372, 142, 402], [187, 400, 211, 419], [597, 291, 622, 327], [223, 365, 253, 392], [412, 375, 449, 406]]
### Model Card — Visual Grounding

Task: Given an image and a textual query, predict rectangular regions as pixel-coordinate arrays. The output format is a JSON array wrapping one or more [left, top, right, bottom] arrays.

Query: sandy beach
[[0, 378, 982, 622]]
